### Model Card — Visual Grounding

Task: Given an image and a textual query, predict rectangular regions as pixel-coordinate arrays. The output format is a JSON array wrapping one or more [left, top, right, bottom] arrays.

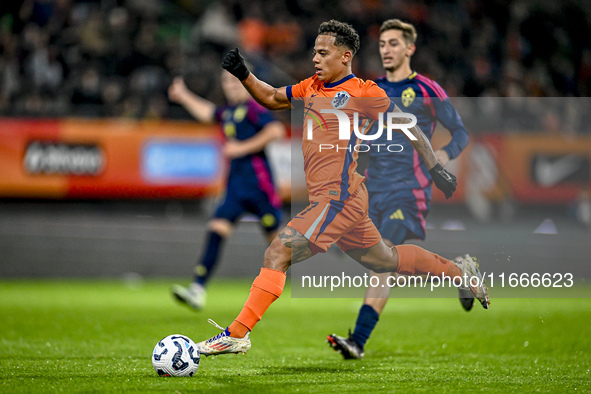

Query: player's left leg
[[342, 206, 489, 303]]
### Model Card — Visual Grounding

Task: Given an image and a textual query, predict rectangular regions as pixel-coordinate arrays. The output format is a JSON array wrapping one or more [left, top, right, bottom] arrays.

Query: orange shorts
[[288, 183, 382, 254]]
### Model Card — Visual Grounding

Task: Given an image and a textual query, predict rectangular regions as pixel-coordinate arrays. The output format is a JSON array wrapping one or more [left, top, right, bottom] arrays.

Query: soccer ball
[[152, 334, 200, 377]]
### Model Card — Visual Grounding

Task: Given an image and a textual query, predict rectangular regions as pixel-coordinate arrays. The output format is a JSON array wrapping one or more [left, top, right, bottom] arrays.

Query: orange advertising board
[[0, 118, 225, 199], [2, 119, 588, 204], [482, 133, 591, 203]]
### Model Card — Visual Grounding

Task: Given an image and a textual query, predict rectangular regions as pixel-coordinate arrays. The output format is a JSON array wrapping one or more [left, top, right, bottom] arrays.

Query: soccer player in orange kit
[[195, 20, 489, 356]]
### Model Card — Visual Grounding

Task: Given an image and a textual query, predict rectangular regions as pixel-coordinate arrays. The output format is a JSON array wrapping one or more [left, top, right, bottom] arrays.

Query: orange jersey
[[287, 74, 394, 200]]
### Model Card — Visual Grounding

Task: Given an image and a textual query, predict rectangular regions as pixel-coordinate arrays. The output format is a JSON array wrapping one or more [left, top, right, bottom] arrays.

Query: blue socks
[[351, 304, 379, 348], [195, 231, 224, 286]]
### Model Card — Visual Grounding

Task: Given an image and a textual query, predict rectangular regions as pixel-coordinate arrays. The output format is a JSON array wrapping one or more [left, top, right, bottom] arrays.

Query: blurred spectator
[[71, 65, 102, 106], [26, 42, 64, 93], [0, 0, 588, 127], [0, 34, 20, 112], [78, 9, 108, 58], [145, 94, 168, 119], [100, 76, 124, 117], [237, 6, 266, 54]]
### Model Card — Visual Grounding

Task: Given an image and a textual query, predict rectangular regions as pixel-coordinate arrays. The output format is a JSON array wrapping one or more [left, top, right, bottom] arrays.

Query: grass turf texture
[[1, 279, 589, 393]]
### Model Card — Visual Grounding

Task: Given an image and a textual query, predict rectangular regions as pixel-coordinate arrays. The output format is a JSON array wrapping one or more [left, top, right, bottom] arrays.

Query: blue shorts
[[214, 187, 282, 233], [368, 188, 430, 245]]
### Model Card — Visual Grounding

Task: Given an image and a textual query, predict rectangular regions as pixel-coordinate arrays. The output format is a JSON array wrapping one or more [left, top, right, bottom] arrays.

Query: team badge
[[223, 122, 236, 138], [331, 91, 350, 109], [401, 87, 416, 107], [233, 105, 247, 122]]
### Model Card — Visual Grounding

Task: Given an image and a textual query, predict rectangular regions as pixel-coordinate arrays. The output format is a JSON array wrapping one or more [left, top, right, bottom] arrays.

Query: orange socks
[[228, 267, 286, 338], [226, 247, 458, 338], [394, 244, 462, 278]]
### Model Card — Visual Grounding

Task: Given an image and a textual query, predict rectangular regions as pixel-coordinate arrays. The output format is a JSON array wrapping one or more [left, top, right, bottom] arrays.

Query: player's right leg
[[196, 191, 373, 356], [196, 225, 313, 356], [196, 190, 389, 356]]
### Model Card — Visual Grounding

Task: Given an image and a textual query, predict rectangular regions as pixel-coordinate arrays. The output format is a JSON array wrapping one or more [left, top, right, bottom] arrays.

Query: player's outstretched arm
[[224, 121, 285, 159], [392, 104, 457, 198], [168, 77, 216, 123], [222, 48, 291, 111]]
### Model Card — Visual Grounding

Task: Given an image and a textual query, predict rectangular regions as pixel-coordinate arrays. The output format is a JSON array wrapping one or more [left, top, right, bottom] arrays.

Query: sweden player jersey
[[214, 98, 280, 207], [366, 72, 469, 193]]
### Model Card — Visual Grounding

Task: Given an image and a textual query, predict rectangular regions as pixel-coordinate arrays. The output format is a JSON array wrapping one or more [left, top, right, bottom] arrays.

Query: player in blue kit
[[328, 19, 474, 359], [168, 71, 285, 310]]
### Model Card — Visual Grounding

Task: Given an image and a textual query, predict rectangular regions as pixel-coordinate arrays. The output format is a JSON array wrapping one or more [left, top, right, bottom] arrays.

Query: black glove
[[222, 48, 250, 81], [429, 163, 457, 199]]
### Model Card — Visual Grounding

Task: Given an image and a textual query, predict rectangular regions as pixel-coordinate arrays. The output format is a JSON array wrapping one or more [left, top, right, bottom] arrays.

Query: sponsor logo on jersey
[[389, 209, 405, 220]]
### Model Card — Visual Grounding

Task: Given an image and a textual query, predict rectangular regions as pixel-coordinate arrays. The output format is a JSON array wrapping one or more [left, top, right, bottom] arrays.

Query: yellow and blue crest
[[401, 87, 416, 107]]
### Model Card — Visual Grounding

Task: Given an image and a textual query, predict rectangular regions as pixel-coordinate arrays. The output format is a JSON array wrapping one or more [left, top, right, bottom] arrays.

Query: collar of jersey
[[383, 71, 417, 85], [324, 74, 355, 88]]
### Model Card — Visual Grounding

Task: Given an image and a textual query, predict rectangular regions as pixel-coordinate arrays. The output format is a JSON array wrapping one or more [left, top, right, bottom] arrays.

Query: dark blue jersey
[[215, 98, 280, 206], [366, 72, 469, 194]]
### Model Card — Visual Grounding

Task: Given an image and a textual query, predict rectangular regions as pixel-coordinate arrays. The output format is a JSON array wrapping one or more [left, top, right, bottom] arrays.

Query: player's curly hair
[[318, 20, 360, 55], [380, 19, 417, 44]]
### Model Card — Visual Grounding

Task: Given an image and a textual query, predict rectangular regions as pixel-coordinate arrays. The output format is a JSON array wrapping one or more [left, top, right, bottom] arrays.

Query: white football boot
[[454, 254, 490, 309], [196, 319, 251, 356], [171, 282, 206, 310]]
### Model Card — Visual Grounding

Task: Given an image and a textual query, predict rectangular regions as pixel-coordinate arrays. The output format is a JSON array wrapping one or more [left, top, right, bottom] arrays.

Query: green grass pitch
[[1, 279, 590, 392]]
